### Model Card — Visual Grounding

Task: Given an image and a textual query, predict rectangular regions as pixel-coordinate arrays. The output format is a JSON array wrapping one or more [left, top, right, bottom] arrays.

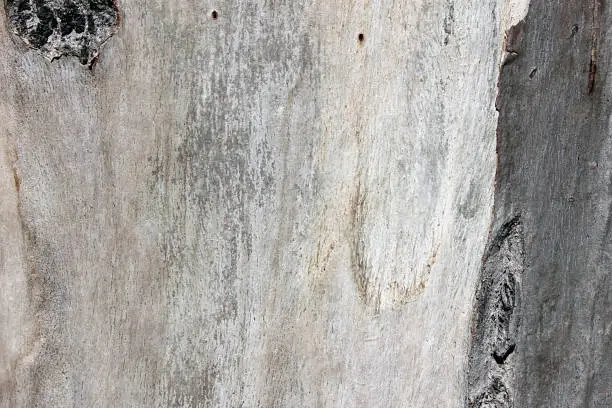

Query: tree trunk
[[0, 0, 609, 407]]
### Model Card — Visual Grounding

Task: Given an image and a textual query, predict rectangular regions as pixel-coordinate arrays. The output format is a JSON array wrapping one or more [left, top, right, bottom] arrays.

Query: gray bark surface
[[0, 0, 609, 407], [471, 1, 612, 406]]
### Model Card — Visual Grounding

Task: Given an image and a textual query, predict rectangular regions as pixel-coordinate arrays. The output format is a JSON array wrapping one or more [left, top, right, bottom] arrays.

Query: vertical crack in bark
[[7, 146, 28, 259], [588, 0, 601, 94]]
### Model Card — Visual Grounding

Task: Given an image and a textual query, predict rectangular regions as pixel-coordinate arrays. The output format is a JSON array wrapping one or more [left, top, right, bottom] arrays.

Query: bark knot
[[6, 0, 119, 66]]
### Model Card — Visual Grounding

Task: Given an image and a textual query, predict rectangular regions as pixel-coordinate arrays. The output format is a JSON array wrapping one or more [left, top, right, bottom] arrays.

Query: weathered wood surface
[[0, 0, 609, 407]]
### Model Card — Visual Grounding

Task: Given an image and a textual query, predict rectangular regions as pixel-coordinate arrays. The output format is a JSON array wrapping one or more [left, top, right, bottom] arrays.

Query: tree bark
[[0, 0, 609, 407]]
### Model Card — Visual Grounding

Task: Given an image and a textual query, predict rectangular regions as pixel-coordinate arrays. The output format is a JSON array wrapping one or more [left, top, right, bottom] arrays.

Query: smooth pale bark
[[1, 0, 609, 407]]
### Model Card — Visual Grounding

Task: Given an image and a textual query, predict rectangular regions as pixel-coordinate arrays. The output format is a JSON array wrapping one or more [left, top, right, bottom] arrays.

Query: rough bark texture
[[0, 0, 609, 407]]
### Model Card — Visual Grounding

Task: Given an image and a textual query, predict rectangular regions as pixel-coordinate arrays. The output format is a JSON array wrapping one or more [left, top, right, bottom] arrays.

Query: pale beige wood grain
[[0, 1, 511, 406]]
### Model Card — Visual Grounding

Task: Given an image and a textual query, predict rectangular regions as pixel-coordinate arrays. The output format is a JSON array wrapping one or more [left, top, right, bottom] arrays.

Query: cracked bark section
[[5, 0, 118, 65], [468, 217, 524, 408]]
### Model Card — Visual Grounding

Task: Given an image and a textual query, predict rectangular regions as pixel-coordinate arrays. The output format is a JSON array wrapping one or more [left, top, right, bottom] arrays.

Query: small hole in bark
[[570, 24, 579, 37], [529, 67, 537, 79], [211, 10, 218, 19], [358, 33, 365, 43]]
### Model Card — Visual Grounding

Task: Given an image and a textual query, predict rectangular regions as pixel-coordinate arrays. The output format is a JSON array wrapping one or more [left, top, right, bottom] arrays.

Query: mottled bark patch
[[6, 0, 118, 65]]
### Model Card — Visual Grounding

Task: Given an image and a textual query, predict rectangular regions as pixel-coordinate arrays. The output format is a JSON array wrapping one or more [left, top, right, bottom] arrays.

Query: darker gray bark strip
[[470, 1, 612, 407]]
